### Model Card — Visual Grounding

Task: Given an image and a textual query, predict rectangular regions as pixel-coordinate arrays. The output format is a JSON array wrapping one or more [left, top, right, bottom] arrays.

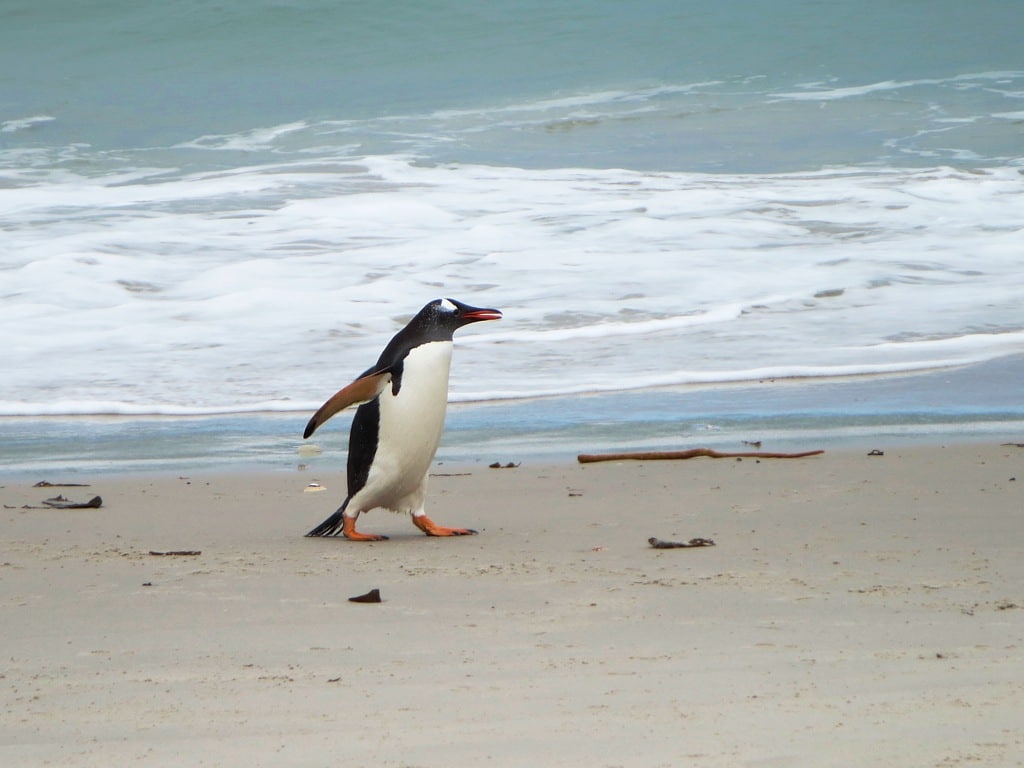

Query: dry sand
[[2, 444, 1023, 767]]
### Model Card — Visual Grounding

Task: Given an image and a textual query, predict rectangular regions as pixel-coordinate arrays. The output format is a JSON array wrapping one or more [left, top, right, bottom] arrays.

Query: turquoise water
[[4, 1, 1023, 169], [2, 1, 1023, 475]]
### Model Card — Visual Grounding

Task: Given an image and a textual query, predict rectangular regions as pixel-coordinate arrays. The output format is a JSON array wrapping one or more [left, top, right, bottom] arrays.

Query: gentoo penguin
[[303, 298, 502, 540]]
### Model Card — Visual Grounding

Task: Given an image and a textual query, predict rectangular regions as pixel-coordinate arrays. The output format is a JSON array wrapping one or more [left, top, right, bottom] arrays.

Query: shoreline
[[0, 419, 1021, 483], [2, 355, 1024, 480], [3, 444, 1022, 766]]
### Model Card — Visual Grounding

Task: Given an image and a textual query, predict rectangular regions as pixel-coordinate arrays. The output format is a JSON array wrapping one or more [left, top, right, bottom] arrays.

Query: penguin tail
[[305, 498, 350, 537]]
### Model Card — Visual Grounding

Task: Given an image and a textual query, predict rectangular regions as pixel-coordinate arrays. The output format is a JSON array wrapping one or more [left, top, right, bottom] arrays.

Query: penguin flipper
[[303, 371, 391, 439]]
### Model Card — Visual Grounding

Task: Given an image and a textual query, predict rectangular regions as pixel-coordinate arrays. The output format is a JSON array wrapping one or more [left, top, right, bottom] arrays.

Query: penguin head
[[440, 298, 502, 327], [412, 298, 502, 339]]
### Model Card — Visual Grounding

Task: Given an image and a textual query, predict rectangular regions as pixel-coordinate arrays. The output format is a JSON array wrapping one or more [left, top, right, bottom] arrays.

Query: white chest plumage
[[362, 340, 453, 507]]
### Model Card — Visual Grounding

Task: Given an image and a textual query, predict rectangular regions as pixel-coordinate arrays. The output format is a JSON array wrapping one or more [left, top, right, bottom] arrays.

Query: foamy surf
[[2, 156, 1023, 417]]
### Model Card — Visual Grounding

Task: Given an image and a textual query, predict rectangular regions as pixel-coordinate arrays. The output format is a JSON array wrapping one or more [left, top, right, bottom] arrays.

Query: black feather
[[347, 397, 379, 497]]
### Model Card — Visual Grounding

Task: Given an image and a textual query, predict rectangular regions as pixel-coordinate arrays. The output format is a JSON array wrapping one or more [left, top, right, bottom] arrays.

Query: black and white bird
[[303, 298, 502, 540]]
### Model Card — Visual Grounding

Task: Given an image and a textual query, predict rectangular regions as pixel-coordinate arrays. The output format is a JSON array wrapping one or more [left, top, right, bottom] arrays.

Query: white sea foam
[[778, 79, 920, 101], [2, 150, 1023, 417], [175, 121, 313, 151], [0, 115, 56, 133], [777, 71, 1024, 101]]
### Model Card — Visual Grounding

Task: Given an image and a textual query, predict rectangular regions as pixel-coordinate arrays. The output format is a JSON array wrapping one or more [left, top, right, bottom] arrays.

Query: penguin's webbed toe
[[412, 515, 478, 537]]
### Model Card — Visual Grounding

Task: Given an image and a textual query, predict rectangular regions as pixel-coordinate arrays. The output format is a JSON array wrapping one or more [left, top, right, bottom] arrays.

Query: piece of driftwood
[[25, 495, 103, 509], [577, 448, 824, 463], [149, 550, 201, 556], [34, 481, 91, 487], [649, 537, 716, 549]]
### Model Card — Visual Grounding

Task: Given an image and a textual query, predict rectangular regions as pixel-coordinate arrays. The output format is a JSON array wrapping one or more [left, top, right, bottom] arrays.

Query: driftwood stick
[[578, 448, 824, 464], [33, 495, 103, 509], [149, 550, 202, 557], [649, 537, 716, 549]]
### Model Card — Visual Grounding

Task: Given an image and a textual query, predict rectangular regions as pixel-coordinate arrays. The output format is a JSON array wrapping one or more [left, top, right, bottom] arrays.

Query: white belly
[[359, 341, 452, 511]]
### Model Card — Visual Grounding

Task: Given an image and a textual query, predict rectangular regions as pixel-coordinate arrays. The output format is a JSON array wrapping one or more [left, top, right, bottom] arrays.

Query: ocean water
[[2, 1, 1023, 475]]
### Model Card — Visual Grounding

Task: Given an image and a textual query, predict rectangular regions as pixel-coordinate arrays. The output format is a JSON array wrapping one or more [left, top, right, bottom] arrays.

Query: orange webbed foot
[[343, 516, 389, 542], [412, 515, 478, 537]]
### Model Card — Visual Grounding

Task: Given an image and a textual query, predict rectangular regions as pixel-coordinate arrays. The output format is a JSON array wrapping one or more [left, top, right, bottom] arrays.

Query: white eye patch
[[440, 298, 457, 312]]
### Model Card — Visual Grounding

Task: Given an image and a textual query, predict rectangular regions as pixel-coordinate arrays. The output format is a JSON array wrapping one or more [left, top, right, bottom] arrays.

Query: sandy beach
[[2, 443, 1022, 767]]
